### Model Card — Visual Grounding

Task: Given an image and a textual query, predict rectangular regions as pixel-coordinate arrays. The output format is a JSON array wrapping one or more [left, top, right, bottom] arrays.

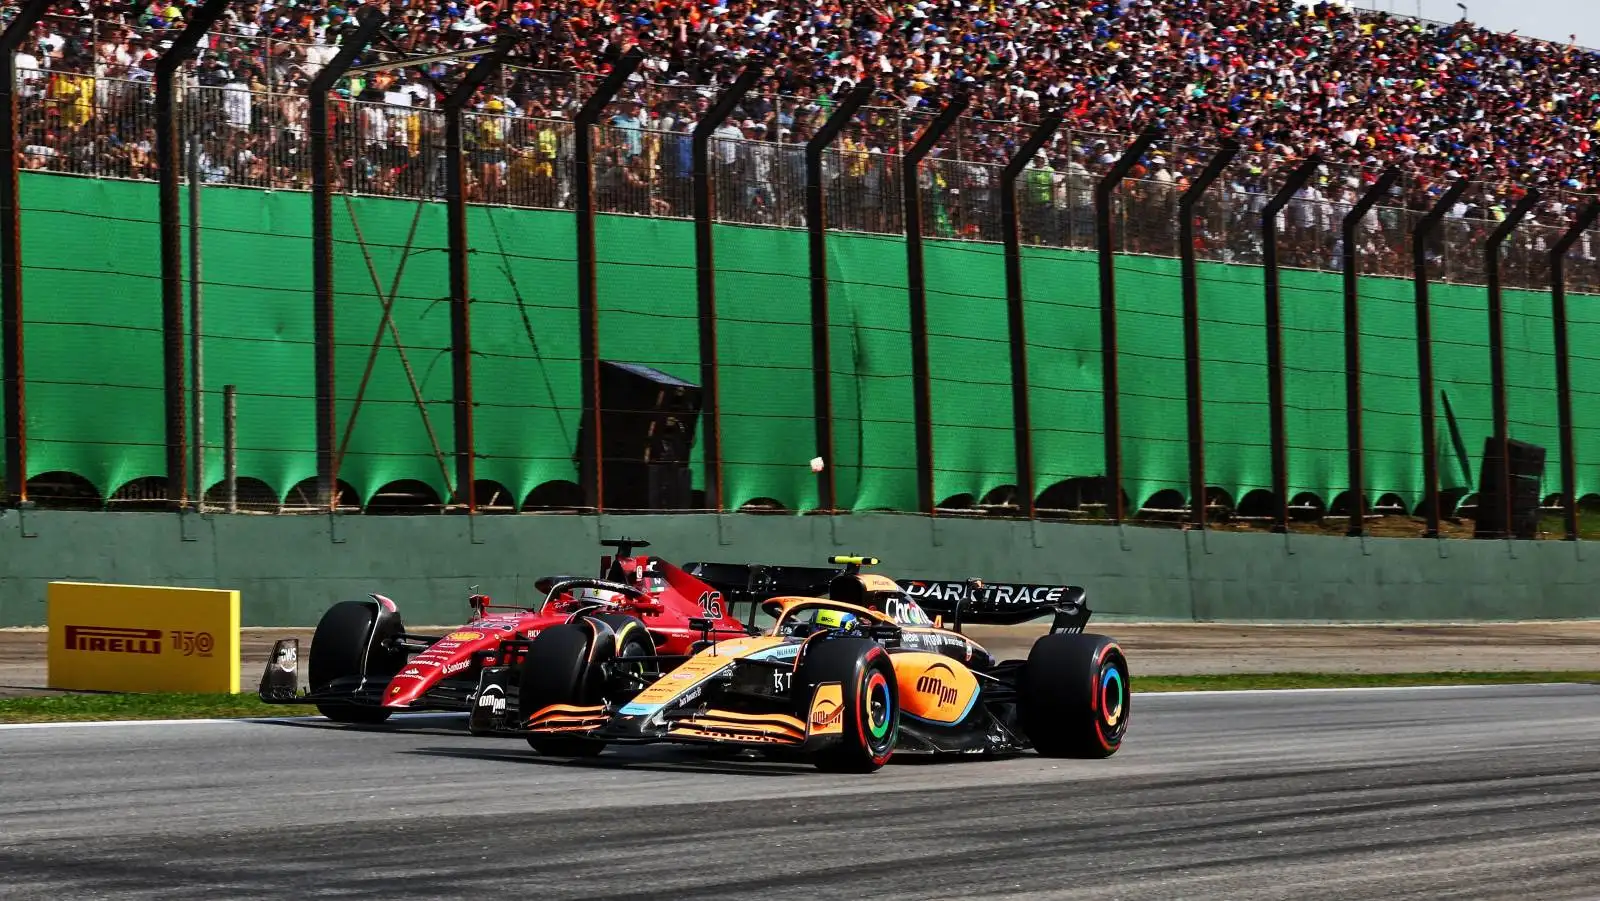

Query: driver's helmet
[[813, 608, 859, 636], [569, 585, 626, 607]]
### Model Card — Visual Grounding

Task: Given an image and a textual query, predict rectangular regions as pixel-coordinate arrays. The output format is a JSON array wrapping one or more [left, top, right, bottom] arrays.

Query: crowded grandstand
[[11, 0, 1600, 287]]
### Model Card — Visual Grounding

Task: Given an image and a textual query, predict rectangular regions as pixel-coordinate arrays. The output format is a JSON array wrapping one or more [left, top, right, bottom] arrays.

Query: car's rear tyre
[[796, 638, 898, 773], [309, 600, 401, 724], [518, 623, 607, 757], [1019, 633, 1129, 758]]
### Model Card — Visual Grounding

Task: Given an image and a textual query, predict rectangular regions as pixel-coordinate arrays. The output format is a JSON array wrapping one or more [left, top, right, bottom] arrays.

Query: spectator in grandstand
[[10, 0, 1596, 287]]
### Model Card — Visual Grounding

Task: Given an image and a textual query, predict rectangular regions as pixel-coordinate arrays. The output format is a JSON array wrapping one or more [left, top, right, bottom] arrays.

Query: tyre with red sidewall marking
[[795, 637, 898, 773], [1019, 632, 1129, 758]]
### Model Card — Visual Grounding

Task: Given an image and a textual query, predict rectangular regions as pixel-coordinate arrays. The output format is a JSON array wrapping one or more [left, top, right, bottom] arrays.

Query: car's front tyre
[[309, 600, 401, 724], [796, 638, 899, 773]]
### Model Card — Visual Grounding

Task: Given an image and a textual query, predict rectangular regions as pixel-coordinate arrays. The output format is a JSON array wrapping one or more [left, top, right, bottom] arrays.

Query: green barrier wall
[[3, 508, 1599, 626], [11, 172, 1600, 513]]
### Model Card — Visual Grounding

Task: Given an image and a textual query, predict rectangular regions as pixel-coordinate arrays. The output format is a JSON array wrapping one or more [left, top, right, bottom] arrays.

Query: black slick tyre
[[796, 638, 898, 773], [518, 623, 607, 757], [590, 613, 655, 661], [309, 600, 399, 724], [1019, 633, 1129, 758], [589, 613, 655, 694]]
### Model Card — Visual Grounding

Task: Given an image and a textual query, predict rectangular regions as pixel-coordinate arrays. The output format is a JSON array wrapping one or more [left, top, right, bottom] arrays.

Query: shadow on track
[[250, 713, 470, 736], [404, 744, 812, 778]]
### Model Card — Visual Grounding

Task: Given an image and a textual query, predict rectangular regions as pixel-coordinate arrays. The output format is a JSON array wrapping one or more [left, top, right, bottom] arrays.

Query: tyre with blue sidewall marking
[[1019, 632, 1129, 758], [796, 637, 898, 773]]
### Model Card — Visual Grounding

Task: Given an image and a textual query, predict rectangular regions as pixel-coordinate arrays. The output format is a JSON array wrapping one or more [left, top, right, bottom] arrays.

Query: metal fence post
[[1177, 138, 1239, 529], [187, 132, 205, 509], [999, 111, 1064, 519], [1482, 188, 1541, 538], [904, 92, 969, 515], [0, 0, 50, 505], [1413, 178, 1472, 537], [692, 65, 763, 512], [443, 33, 516, 514], [156, 0, 232, 510], [804, 81, 874, 513], [1094, 128, 1161, 523], [309, 10, 384, 512], [223, 384, 237, 514], [574, 48, 645, 513], [1260, 155, 1321, 533], [1340, 168, 1401, 537], [1549, 202, 1600, 542]]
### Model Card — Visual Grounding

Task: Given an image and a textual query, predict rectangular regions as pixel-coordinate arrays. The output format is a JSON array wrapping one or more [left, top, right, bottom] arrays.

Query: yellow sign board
[[47, 582, 240, 694]]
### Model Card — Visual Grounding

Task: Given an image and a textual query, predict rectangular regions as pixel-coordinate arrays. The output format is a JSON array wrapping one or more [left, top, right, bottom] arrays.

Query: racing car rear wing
[[682, 561, 1091, 633], [898, 580, 1092, 632]]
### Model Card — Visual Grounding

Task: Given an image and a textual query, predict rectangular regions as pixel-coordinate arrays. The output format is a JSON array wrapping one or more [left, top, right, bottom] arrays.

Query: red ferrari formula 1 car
[[256, 538, 752, 723]]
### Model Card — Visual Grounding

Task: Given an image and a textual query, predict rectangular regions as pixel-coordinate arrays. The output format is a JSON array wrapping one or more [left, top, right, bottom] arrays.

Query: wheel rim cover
[[1100, 664, 1126, 731], [864, 670, 892, 741]]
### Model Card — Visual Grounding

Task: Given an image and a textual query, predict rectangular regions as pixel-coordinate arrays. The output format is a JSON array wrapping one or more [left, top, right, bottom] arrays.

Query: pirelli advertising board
[[47, 582, 241, 694]]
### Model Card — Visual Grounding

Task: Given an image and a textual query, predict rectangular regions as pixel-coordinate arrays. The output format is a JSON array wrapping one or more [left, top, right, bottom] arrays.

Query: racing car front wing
[[465, 657, 840, 752], [256, 638, 484, 713]]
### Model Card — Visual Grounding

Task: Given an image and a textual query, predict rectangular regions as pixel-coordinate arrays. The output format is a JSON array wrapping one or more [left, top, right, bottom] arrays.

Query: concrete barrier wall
[[0, 508, 1594, 626]]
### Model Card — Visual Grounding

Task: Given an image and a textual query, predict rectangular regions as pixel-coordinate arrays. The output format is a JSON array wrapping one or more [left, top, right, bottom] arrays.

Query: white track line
[[1137, 682, 1594, 698], [3, 682, 1591, 731]]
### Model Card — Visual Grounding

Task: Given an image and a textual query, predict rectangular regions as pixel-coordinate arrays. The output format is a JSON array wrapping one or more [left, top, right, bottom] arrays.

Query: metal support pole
[[0, 0, 50, 504], [903, 93, 970, 515], [574, 48, 645, 513], [1094, 128, 1161, 523], [1549, 201, 1600, 542], [1260, 155, 1321, 533], [1483, 188, 1541, 538], [187, 132, 205, 510], [443, 33, 516, 514], [693, 65, 763, 512], [1176, 139, 1239, 529], [804, 81, 874, 513], [1413, 178, 1472, 537], [1340, 168, 1401, 536], [999, 112, 1064, 519], [223, 384, 237, 514], [156, 0, 231, 509], [309, 9, 384, 512]]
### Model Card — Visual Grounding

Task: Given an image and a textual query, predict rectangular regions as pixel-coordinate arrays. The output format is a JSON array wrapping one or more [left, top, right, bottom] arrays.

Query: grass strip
[[0, 692, 285, 723], [2, 671, 1598, 723]]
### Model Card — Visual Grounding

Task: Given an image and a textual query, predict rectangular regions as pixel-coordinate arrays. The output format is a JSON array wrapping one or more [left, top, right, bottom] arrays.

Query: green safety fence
[[12, 170, 1600, 515]]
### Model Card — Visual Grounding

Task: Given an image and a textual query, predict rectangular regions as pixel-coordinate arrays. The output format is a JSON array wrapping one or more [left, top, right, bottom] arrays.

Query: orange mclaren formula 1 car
[[468, 556, 1130, 772]]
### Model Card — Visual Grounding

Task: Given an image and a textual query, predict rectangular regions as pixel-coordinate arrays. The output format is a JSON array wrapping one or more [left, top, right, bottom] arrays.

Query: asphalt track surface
[[1, 684, 1597, 900]]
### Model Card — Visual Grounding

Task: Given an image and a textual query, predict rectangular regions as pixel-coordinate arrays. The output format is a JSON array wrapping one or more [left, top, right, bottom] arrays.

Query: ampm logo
[[916, 663, 960, 707], [64, 625, 162, 655]]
